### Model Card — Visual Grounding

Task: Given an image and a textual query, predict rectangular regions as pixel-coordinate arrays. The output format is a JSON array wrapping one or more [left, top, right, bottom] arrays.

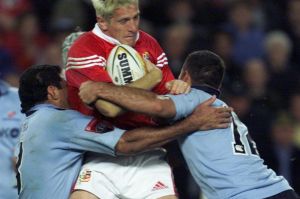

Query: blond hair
[[91, 0, 139, 20]]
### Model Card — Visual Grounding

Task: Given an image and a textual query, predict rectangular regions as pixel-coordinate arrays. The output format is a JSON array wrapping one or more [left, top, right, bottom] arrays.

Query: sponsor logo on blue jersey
[[0, 128, 20, 138], [2, 111, 21, 121]]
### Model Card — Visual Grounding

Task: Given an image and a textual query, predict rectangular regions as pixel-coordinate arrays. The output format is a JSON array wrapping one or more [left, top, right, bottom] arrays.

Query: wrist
[[95, 82, 109, 98], [149, 69, 162, 84], [177, 116, 199, 134]]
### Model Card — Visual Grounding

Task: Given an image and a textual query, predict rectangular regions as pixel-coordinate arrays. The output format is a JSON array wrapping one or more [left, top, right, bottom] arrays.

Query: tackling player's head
[[92, 0, 140, 46], [19, 65, 69, 114], [179, 50, 225, 89]]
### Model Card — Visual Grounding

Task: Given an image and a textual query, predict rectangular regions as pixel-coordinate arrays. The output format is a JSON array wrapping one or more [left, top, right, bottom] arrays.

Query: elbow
[[115, 139, 135, 155], [152, 102, 165, 116], [152, 101, 173, 118]]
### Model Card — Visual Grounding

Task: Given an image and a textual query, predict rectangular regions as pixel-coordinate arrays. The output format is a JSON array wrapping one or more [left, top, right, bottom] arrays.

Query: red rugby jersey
[[66, 25, 174, 129]]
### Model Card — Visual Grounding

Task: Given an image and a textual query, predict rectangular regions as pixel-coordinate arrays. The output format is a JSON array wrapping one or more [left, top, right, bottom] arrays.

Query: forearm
[[128, 69, 162, 90], [88, 70, 162, 117], [116, 116, 197, 154], [93, 82, 173, 117], [94, 100, 125, 117]]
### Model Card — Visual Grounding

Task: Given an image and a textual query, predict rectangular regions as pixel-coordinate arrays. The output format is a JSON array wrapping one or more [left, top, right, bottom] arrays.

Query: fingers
[[215, 123, 231, 129], [201, 118, 231, 130], [169, 81, 180, 94], [184, 85, 191, 94], [193, 103, 233, 130], [144, 59, 152, 72], [214, 107, 233, 128], [165, 81, 172, 91], [216, 107, 232, 117], [79, 81, 99, 104], [200, 96, 217, 107], [166, 80, 191, 95], [144, 58, 157, 72]]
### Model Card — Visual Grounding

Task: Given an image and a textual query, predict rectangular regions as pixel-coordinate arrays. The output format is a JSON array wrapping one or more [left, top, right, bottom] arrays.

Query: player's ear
[[179, 70, 191, 84], [97, 16, 109, 31], [47, 86, 59, 101]]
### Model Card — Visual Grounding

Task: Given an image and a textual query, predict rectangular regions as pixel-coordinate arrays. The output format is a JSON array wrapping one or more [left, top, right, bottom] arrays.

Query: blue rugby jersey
[[0, 80, 23, 199], [17, 104, 125, 199], [168, 87, 291, 199]]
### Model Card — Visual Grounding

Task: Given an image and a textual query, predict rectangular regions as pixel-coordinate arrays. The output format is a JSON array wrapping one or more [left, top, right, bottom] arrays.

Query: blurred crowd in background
[[1, 0, 300, 198]]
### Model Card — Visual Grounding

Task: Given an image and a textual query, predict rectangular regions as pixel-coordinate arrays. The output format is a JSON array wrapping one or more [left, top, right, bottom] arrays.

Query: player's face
[[102, 4, 140, 46]]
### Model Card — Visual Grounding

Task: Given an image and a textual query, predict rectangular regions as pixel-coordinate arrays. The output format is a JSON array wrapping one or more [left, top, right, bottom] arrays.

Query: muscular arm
[[116, 99, 215, 154], [90, 67, 163, 117], [116, 117, 193, 154], [93, 60, 187, 117], [81, 81, 231, 130], [81, 81, 175, 118]]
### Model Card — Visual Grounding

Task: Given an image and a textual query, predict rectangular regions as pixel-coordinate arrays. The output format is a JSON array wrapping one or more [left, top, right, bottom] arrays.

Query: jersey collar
[[26, 104, 65, 116], [192, 85, 220, 98], [92, 23, 140, 45], [0, 80, 9, 96]]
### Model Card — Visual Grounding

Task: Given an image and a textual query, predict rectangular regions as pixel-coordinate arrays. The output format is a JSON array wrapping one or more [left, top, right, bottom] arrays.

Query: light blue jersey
[[168, 87, 291, 199], [17, 104, 125, 199], [0, 80, 23, 199]]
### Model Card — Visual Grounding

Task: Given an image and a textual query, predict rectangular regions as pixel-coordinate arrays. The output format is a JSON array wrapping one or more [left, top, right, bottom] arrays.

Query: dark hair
[[183, 50, 225, 89], [18, 65, 63, 114]]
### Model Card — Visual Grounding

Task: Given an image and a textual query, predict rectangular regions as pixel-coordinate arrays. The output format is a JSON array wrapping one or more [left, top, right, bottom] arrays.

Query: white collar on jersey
[[92, 23, 140, 45]]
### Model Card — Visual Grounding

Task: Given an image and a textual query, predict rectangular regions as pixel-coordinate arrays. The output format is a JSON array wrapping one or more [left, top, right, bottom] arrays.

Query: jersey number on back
[[231, 113, 259, 156]]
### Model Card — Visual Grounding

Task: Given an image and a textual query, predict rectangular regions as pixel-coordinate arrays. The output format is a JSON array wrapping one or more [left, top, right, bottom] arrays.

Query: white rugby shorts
[[73, 149, 177, 199]]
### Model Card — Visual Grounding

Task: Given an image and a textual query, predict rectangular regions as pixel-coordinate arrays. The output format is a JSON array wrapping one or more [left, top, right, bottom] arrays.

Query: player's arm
[[92, 63, 163, 117], [127, 59, 162, 90], [69, 100, 222, 155], [116, 99, 218, 154], [81, 80, 175, 117], [66, 67, 162, 118], [79, 81, 231, 129]]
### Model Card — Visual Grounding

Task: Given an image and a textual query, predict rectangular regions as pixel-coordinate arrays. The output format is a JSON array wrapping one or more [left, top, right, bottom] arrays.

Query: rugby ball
[[106, 44, 146, 85]]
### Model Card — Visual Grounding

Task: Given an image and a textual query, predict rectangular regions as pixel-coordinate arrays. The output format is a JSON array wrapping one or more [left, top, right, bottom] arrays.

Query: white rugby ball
[[106, 44, 146, 85]]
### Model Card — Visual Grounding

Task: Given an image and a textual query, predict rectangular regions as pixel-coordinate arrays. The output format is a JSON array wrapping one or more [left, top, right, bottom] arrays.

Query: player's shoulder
[[189, 88, 227, 106], [50, 108, 87, 119], [37, 107, 91, 126], [69, 31, 105, 53]]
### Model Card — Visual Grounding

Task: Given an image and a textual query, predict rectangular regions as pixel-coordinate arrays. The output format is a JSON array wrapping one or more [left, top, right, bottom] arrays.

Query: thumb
[[143, 58, 153, 72], [165, 81, 171, 90], [80, 81, 89, 88], [201, 95, 216, 106]]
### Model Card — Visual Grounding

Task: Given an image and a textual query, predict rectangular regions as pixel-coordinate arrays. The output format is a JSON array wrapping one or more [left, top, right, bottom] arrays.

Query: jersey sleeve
[[151, 39, 175, 95], [65, 37, 112, 88], [167, 89, 206, 121], [64, 111, 125, 156]]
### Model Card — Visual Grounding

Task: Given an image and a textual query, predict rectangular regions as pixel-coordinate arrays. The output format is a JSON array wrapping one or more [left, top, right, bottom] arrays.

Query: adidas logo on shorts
[[152, 181, 168, 191]]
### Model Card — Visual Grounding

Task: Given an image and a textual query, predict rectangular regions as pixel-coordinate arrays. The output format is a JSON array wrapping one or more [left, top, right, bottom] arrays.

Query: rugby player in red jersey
[[65, 0, 187, 129], [64, 1, 230, 198]]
